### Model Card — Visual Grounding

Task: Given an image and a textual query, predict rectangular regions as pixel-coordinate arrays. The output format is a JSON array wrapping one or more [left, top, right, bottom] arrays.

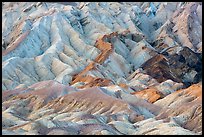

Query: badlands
[[2, 2, 202, 135]]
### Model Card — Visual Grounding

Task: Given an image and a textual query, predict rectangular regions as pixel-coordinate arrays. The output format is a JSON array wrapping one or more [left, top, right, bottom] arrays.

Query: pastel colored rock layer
[[2, 2, 202, 135]]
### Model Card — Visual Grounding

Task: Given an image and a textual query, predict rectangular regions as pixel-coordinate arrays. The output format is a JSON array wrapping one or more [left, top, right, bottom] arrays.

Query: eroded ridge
[[2, 2, 202, 135]]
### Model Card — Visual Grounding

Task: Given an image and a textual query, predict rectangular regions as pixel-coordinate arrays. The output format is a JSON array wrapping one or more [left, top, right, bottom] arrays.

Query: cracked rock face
[[2, 2, 202, 135]]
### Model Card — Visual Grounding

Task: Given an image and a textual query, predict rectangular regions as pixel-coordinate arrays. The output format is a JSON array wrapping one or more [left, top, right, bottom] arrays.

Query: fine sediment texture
[[2, 2, 202, 135]]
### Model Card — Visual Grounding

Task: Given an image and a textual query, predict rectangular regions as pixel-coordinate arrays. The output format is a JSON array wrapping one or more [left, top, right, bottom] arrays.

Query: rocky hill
[[2, 2, 202, 135]]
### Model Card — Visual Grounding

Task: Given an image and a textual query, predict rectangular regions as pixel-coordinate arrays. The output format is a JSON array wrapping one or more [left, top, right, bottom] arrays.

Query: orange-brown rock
[[71, 62, 96, 84], [131, 87, 163, 103], [78, 77, 113, 89], [71, 31, 127, 87], [118, 83, 129, 89], [94, 33, 115, 64], [142, 54, 181, 83], [155, 83, 202, 133], [2, 2, 202, 135]]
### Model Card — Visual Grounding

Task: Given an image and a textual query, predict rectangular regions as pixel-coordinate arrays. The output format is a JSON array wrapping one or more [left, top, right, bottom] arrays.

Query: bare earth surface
[[2, 2, 202, 135]]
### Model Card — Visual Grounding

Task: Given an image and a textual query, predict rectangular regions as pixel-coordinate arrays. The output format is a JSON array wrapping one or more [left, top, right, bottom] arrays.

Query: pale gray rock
[[2, 2, 202, 135]]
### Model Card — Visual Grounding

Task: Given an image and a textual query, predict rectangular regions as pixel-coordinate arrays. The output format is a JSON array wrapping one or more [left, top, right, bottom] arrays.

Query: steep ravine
[[2, 2, 202, 135]]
